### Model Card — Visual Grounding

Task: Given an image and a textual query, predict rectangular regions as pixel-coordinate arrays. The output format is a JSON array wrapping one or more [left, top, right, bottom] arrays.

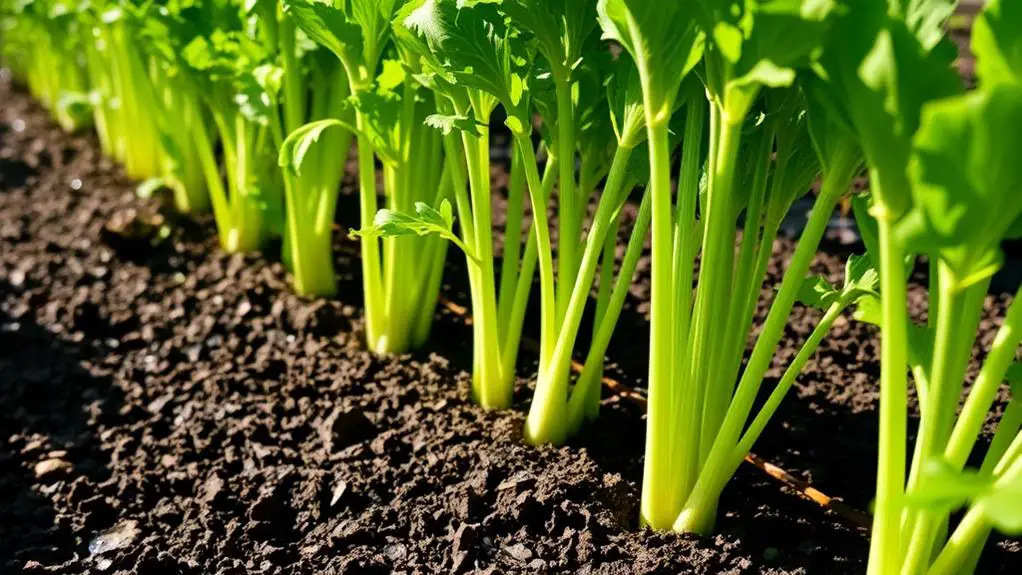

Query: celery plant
[[833, 1, 1022, 572], [409, 0, 657, 443], [173, 3, 285, 253], [386, 0, 542, 405], [136, 3, 217, 214], [1, 0, 212, 213], [850, 84, 1022, 575], [374, 0, 659, 417], [806, 1, 970, 571], [265, 0, 356, 297], [283, 0, 449, 343], [599, 0, 866, 533], [524, 55, 662, 445], [597, 0, 702, 528]]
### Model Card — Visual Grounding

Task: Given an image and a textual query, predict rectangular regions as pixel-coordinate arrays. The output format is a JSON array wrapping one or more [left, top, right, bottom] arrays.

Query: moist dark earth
[[1, 78, 1020, 575]]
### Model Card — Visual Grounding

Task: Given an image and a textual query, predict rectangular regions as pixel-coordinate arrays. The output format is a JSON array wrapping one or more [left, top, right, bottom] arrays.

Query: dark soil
[[1, 76, 1020, 575]]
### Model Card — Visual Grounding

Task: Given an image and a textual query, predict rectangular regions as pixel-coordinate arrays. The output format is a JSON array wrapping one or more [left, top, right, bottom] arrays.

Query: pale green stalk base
[[565, 187, 651, 435], [640, 117, 680, 531], [867, 195, 910, 575], [463, 124, 511, 409], [674, 182, 849, 534], [525, 145, 634, 446], [356, 125, 386, 353]]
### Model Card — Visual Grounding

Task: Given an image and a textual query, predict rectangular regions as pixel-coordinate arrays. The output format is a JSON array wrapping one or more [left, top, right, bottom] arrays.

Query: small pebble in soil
[[12, 118, 25, 132], [503, 543, 533, 563], [8, 268, 25, 287], [89, 519, 139, 555], [34, 457, 72, 479], [70, 178, 82, 190], [330, 480, 348, 507], [384, 543, 407, 561]]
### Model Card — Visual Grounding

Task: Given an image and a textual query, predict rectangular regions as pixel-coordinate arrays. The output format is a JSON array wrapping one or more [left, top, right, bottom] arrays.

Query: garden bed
[[1, 76, 1020, 574]]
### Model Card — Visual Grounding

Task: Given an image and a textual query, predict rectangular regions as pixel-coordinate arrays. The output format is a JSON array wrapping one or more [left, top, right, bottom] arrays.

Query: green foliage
[[701, 0, 838, 122], [811, 0, 962, 215], [901, 85, 1022, 282], [606, 56, 648, 148], [907, 459, 994, 513], [972, 0, 1022, 86], [980, 481, 1022, 534], [797, 254, 879, 310], [282, 0, 364, 71], [597, 0, 703, 122], [402, 0, 527, 123], [352, 199, 474, 259], [278, 118, 348, 176]]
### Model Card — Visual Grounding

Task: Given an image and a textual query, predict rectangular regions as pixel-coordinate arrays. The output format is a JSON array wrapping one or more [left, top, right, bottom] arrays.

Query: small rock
[[250, 443, 273, 460], [9, 268, 25, 287], [147, 395, 172, 414], [504, 543, 533, 562], [34, 458, 72, 479], [20, 437, 46, 455], [330, 480, 348, 507], [301, 544, 322, 558], [152, 499, 181, 524], [384, 543, 407, 561], [369, 431, 400, 456], [331, 519, 362, 540], [497, 472, 535, 492], [198, 471, 225, 504], [88, 519, 139, 555], [467, 470, 489, 493]]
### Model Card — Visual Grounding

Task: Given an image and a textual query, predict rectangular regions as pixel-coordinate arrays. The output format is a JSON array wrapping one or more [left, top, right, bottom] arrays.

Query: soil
[[1, 74, 1020, 575]]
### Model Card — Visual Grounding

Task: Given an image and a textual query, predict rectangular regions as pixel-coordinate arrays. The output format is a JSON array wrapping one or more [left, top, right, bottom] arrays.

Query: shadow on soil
[[0, 284, 126, 569]]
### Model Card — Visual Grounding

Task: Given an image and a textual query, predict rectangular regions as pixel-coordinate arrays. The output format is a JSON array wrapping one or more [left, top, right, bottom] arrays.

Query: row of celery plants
[[3, 0, 1022, 572], [0, 0, 448, 349]]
